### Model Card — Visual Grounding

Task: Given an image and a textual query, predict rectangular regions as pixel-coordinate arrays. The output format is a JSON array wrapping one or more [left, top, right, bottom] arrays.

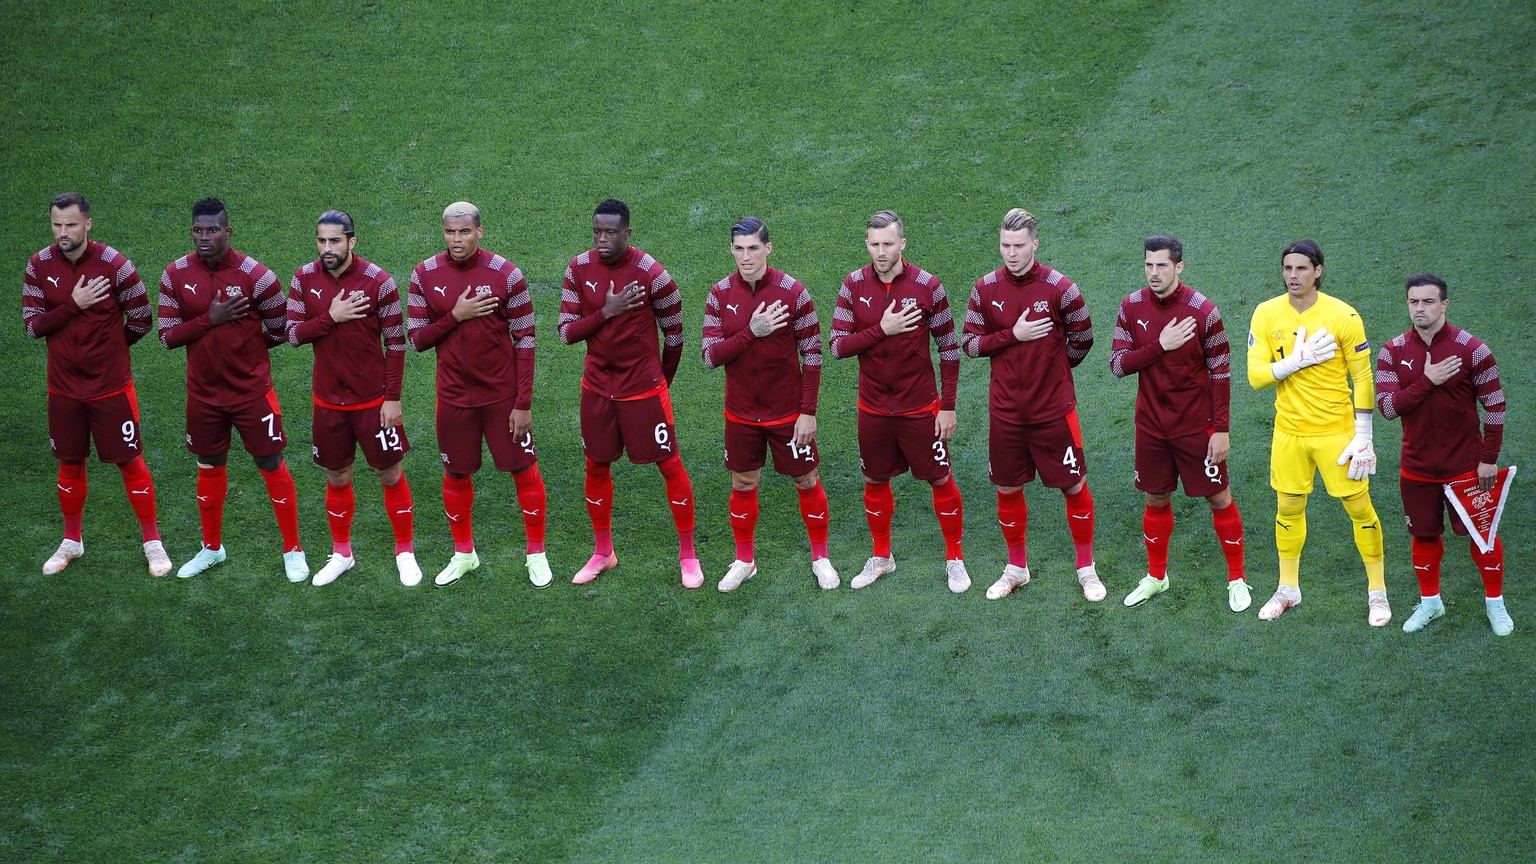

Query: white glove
[[1271, 325, 1338, 380], [1337, 412, 1377, 481]]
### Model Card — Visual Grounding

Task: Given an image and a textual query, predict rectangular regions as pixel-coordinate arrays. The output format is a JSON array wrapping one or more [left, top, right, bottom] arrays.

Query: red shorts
[[1134, 427, 1228, 497], [857, 409, 951, 483], [1400, 474, 1470, 538], [312, 404, 411, 471], [186, 389, 286, 458], [436, 397, 536, 475], [580, 387, 678, 465], [724, 419, 819, 475], [48, 384, 144, 464], [988, 409, 1086, 488]]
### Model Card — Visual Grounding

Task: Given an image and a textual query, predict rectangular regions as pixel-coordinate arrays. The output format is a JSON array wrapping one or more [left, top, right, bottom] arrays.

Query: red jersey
[[158, 249, 286, 407], [701, 267, 822, 423], [406, 248, 535, 410], [1377, 324, 1504, 479], [286, 255, 405, 408], [829, 261, 961, 415], [23, 240, 152, 400], [1109, 283, 1232, 436], [961, 261, 1093, 422], [558, 246, 684, 399]]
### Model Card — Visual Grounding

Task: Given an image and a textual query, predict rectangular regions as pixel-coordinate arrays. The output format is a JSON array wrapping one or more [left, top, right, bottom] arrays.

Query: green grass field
[[3, 0, 1534, 860]]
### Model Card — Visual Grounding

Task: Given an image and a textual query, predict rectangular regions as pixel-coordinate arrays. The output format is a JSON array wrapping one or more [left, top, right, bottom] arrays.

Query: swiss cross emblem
[[1033, 300, 1050, 313], [1471, 490, 1495, 510], [901, 297, 917, 309]]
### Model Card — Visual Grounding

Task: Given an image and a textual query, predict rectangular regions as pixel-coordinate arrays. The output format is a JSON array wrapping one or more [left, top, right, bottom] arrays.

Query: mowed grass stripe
[[569, 2, 1536, 862]]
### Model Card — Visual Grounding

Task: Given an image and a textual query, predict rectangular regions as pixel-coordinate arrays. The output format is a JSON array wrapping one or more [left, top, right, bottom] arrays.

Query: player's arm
[[557, 264, 605, 345], [251, 267, 288, 350], [405, 267, 454, 351], [1374, 343, 1424, 420], [113, 259, 153, 346], [1471, 340, 1506, 469], [1059, 284, 1093, 368], [22, 260, 85, 339], [287, 272, 328, 347], [701, 283, 750, 370], [648, 269, 684, 385], [1336, 316, 1377, 478], [828, 278, 881, 359], [793, 283, 824, 418], [929, 284, 961, 413], [505, 267, 537, 411], [375, 275, 406, 404], [158, 268, 214, 349], [1108, 301, 1156, 377], [1245, 307, 1290, 390], [961, 282, 1015, 357]]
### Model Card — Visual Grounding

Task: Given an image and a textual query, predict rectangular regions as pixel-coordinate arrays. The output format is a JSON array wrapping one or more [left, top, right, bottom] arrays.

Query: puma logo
[[309, 289, 322, 299], [1143, 534, 1158, 543], [521, 509, 540, 516], [865, 508, 883, 517], [433, 286, 446, 297], [858, 296, 872, 307], [184, 283, 198, 295], [671, 499, 689, 506], [1414, 564, 1430, 571], [725, 304, 739, 315], [1070, 513, 1089, 519], [197, 495, 209, 503], [327, 510, 348, 518], [730, 511, 748, 520], [130, 488, 150, 496], [585, 497, 604, 506], [807, 512, 827, 520], [990, 300, 1005, 312], [46, 276, 60, 287], [270, 497, 289, 505], [939, 509, 959, 517], [446, 512, 461, 522], [1223, 539, 1243, 545], [999, 520, 1016, 528], [1137, 319, 1149, 330], [585, 281, 598, 291], [394, 506, 413, 515], [1401, 358, 1415, 370], [57, 484, 73, 493]]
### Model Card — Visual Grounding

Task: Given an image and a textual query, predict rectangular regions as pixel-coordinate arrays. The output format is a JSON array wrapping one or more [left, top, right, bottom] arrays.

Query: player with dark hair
[[288, 209, 420, 587], [23, 192, 171, 576], [831, 209, 969, 593], [962, 208, 1104, 603], [702, 216, 836, 591], [1247, 239, 1388, 625], [559, 198, 703, 588], [159, 197, 308, 582], [407, 201, 551, 588], [1110, 236, 1249, 610], [1378, 273, 1511, 635]]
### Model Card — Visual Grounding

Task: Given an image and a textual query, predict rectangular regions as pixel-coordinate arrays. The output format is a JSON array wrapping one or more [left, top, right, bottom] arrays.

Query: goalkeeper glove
[[1271, 325, 1338, 380], [1337, 412, 1377, 481]]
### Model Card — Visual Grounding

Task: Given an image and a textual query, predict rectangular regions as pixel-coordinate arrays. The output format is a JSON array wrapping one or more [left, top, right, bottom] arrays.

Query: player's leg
[[310, 406, 359, 587], [1400, 477, 1447, 632], [930, 474, 969, 593], [1033, 411, 1103, 601], [1474, 537, 1513, 635], [1125, 429, 1174, 607], [1317, 434, 1388, 625], [89, 385, 168, 574], [985, 412, 1032, 600], [1207, 488, 1248, 611], [376, 460, 420, 586], [179, 398, 233, 578], [900, 413, 967, 592], [721, 469, 761, 592], [762, 419, 835, 589], [574, 389, 621, 583], [42, 393, 90, 573], [852, 411, 900, 589], [484, 396, 551, 587], [434, 400, 483, 587], [1259, 430, 1313, 620], [238, 390, 306, 583], [621, 389, 702, 588]]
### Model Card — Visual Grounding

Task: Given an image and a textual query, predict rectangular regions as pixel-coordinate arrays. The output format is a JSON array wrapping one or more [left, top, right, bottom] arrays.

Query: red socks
[[117, 457, 160, 542], [1411, 534, 1443, 596], [585, 459, 614, 557], [996, 488, 1028, 567], [1211, 500, 1246, 581], [730, 487, 759, 561], [931, 477, 964, 560], [196, 464, 228, 549], [657, 456, 697, 559], [864, 481, 894, 558], [1144, 503, 1173, 579], [381, 473, 414, 554], [326, 482, 355, 557], [513, 464, 547, 554], [1473, 537, 1504, 598], [259, 461, 302, 553], [1064, 483, 1095, 569], [442, 473, 475, 553], [57, 461, 87, 542], [798, 480, 831, 560]]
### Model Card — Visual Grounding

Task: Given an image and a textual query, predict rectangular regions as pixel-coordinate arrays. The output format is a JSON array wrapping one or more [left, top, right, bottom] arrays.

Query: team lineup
[[23, 193, 1512, 635]]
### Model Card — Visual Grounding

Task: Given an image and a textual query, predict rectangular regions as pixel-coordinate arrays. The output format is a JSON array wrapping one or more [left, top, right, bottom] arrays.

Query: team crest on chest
[[901, 297, 918, 309], [1033, 300, 1050, 313]]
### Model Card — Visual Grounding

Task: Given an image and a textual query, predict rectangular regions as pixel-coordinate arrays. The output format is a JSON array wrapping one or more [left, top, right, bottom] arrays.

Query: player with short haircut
[[702, 217, 836, 591], [962, 208, 1104, 603], [407, 201, 551, 589], [1377, 273, 1511, 635], [1110, 236, 1249, 610], [159, 197, 308, 582], [559, 198, 703, 589], [831, 210, 969, 593], [23, 192, 171, 577], [288, 210, 420, 587], [1247, 239, 1388, 625]]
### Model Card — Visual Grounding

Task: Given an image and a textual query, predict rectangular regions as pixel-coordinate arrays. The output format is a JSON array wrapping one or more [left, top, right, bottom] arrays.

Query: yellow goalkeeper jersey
[[1246, 291, 1373, 437]]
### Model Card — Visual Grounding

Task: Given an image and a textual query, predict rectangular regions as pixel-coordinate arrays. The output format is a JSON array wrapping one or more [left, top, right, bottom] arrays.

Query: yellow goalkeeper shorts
[[1269, 428, 1369, 497]]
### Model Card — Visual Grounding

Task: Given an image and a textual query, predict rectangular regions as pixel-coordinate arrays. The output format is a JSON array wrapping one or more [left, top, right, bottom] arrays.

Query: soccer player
[[1377, 273, 1511, 635], [23, 192, 170, 577], [701, 217, 836, 591], [1246, 239, 1388, 625], [159, 197, 308, 582], [406, 201, 550, 589], [830, 210, 969, 593], [288, 210, 420, 587], [1109, 236, 1249, 611], [558, 198, 703, 589], [961, 208, 1104, 603]]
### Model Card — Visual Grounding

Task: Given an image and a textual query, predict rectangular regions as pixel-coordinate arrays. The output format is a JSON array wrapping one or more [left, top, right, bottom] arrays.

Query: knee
[[791, 470, 818, 491], [1146, 492, 1173, 509], [374, 462, 402, 486], [328, 465, 355, 487], [731, 471, 761, 493], [1276, 492, 1307, 518], [196, 452, 228, 469], [1341, 490, 1377, 520], [253, 454, 282, 473], [1207, 488, 1233, 510]]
